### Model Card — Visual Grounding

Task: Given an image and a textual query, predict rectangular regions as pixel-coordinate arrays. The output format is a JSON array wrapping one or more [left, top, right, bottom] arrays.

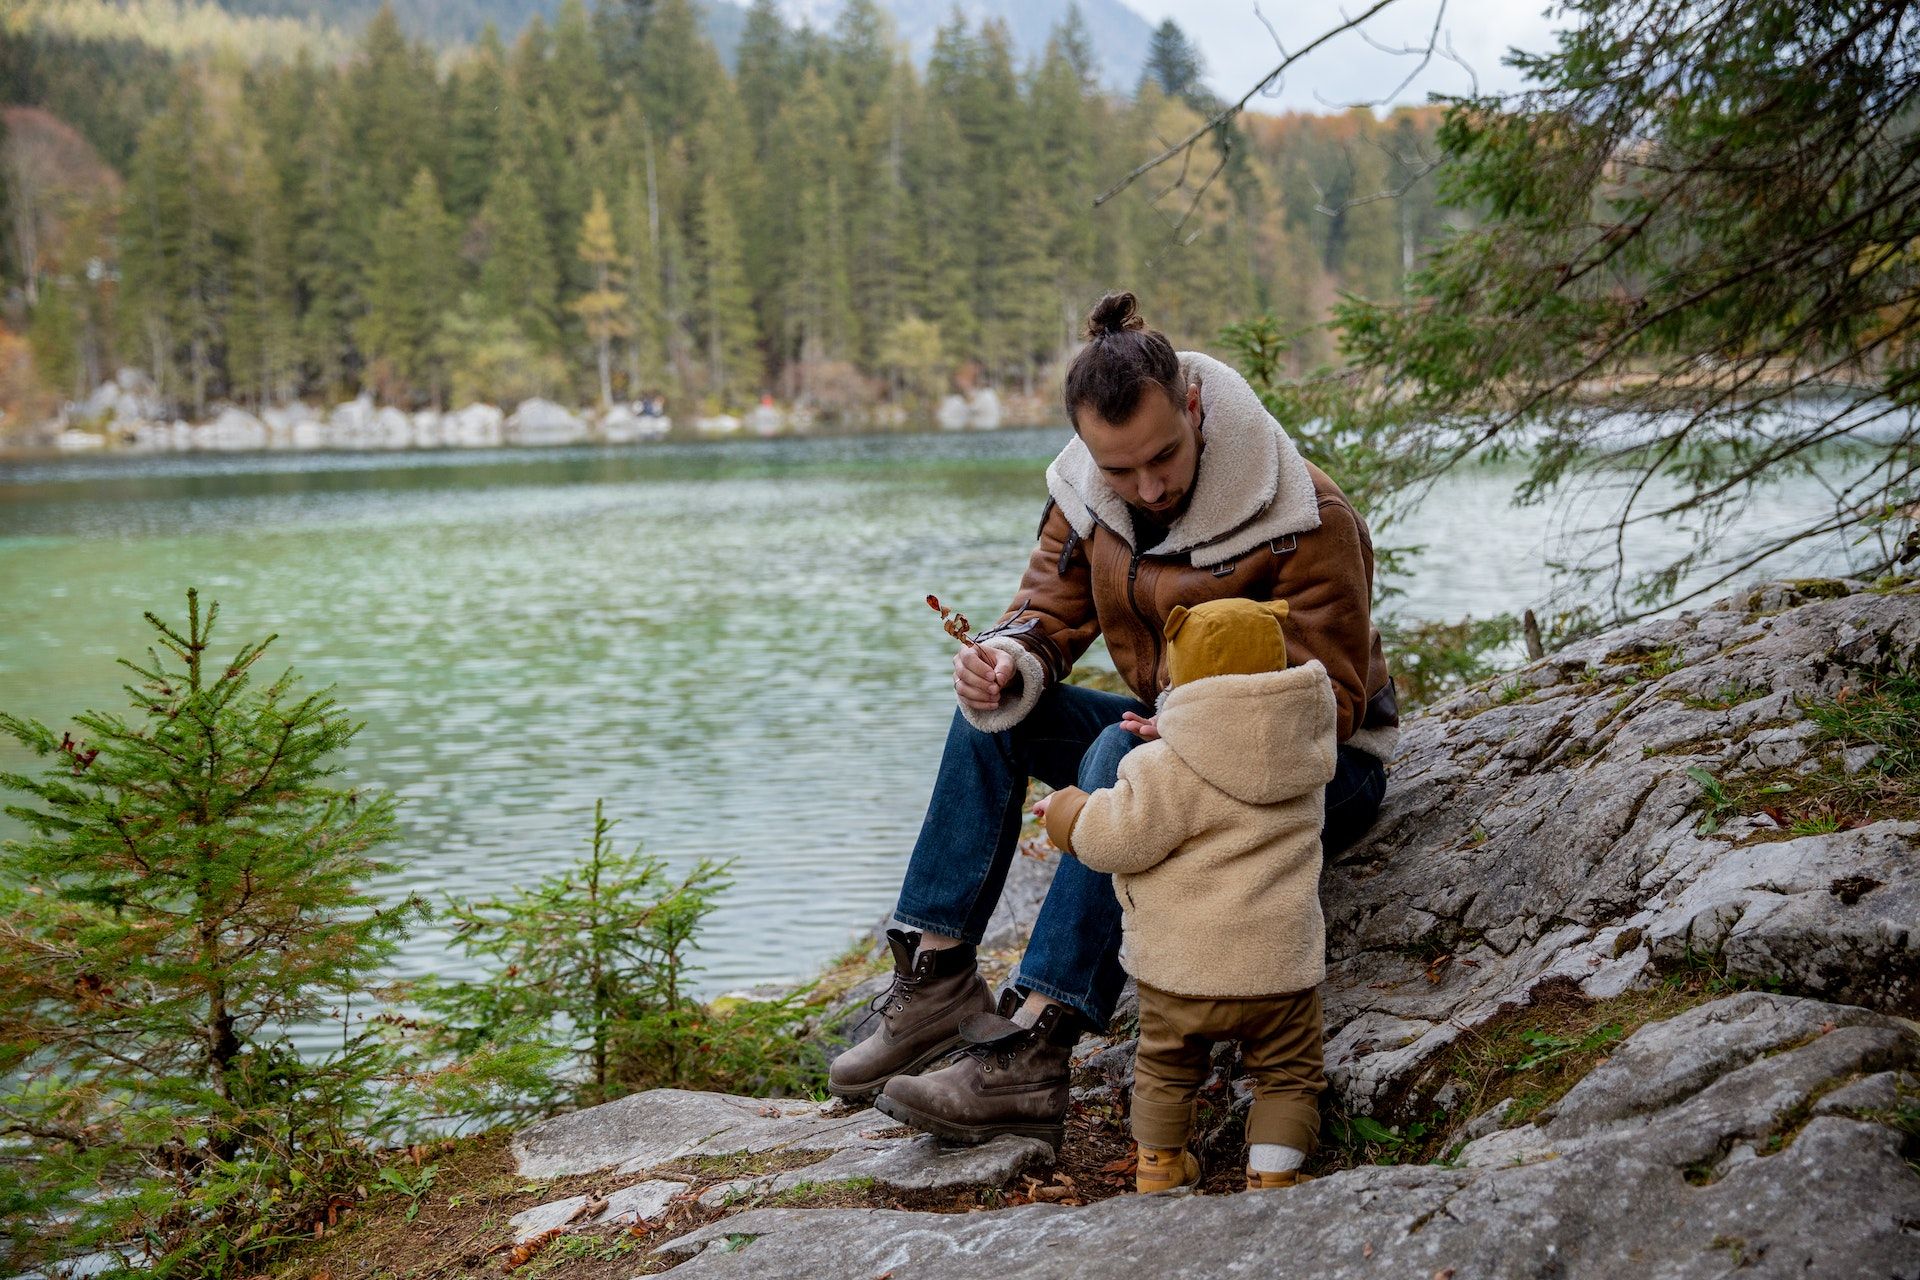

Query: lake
[[0, 428, 1878, 1038]]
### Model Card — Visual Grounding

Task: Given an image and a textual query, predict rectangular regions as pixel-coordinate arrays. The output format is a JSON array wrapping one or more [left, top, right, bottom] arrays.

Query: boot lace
[[863, 969, 923, 1026], [963, 1031, 1025, 1075]]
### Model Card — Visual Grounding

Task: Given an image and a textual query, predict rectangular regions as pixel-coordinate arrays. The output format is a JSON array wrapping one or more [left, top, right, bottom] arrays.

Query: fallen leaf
[[1818, 1021, 1837, 1034], [757, 1104, 781, 1118], [1433, 1269, 1456, 1280], [567, 1196, 608, 1225], [504, 1228, 563, 1270], [1362, 1242, 1374, 1259], [1031, 1184, 1072, 1202], [1098, 1155, 1137, 1174]]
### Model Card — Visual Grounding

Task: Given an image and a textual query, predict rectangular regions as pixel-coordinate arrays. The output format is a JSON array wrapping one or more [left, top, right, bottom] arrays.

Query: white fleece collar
[[1043, 351, 1321, 568]]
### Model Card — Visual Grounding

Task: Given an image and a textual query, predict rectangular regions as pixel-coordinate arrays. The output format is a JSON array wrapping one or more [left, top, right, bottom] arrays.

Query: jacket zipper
[[1126, 550, 1162, 692], [1089, 510, 1166, 696]]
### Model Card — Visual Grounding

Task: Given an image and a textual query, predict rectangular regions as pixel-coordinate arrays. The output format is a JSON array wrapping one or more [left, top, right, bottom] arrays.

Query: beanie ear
[[1263, 598, 1291, 622], [1164, 604, 1190, 640]]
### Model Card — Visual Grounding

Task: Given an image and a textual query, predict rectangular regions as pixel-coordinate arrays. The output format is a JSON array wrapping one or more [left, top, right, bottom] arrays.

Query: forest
[[0, 0, 1452, 427]]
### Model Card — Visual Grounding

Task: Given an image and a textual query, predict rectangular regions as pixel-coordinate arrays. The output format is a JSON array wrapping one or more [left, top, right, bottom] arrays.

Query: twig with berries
[[926, 594, 980, 650]]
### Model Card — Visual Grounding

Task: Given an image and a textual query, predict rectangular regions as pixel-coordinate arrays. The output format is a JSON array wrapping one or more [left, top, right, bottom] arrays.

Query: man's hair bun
[[1064, 289, 1182, 429], [1084, 291, 1146, 339]]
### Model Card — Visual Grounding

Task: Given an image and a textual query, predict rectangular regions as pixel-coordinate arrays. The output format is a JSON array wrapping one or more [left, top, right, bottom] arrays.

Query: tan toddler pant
[[1130, 981, 1325, 1153]]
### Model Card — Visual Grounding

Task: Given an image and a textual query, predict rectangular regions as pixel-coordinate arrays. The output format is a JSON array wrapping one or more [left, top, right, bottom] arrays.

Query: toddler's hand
[[1119, 711, 1160, 741], [1031, 793, 1053, 821]]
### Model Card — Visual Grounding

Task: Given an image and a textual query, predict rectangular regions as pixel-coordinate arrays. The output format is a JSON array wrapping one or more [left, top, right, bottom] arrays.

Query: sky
[[1114, 0, 1565, 112]]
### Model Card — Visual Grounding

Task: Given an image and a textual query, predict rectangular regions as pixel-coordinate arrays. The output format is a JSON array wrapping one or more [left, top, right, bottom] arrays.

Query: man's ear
[[1164, 604, 1190, 639]]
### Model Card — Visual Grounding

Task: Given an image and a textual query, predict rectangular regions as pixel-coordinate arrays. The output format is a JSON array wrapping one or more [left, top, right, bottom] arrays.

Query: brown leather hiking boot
[[1246, 1168, 1314, 1191], [871, 993, 1077, 1148], [826, 929, 993, 1104]]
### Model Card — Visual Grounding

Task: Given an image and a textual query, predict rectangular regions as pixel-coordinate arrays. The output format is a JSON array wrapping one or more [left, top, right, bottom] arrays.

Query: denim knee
[[1076, 722, 1142, 791]]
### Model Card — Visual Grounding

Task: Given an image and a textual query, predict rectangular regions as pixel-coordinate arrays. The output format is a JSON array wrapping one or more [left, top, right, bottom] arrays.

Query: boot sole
[[870, 1091, 1066, 1151], [825, 1034, 969, 1105]]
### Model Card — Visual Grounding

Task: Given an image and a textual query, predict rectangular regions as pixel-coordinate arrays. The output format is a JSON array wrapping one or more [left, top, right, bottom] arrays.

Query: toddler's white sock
[[1248, 1143, 1306, 1173]]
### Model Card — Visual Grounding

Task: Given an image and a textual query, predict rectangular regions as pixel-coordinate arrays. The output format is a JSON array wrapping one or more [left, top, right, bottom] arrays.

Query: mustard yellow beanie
[[1164, 598, 1290, 686]]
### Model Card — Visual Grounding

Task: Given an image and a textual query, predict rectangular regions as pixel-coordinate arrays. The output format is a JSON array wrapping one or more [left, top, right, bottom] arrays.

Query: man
[[828, 291, 1399, 1147]]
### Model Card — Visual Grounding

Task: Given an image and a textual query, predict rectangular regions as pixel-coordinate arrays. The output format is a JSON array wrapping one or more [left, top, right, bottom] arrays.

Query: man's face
[[1076, 380, 1203, 518]]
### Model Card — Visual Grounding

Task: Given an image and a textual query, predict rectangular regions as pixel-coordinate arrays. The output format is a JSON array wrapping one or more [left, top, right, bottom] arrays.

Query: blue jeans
[[893, 681, 1388, 1032]]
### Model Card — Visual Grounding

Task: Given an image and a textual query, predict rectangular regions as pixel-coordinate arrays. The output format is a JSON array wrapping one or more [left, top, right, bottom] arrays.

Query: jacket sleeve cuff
[[1043, 786, 1090, 853], [957, 637, 1048, 734]]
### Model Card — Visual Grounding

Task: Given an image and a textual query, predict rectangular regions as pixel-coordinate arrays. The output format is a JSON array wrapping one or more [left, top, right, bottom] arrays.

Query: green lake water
[[0, 429, 1875, 1040]]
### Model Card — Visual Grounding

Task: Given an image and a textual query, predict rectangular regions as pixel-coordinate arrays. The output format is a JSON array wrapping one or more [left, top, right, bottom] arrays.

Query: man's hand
[[954, 643, 1015, 712], [1119, 711, 1160, 740]]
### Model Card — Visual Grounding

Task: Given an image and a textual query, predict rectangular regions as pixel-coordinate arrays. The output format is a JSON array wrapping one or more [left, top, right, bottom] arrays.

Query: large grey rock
[[506, 1179, 684, 1242], [698, 1133, 1051, 1207], [1317, 581, 1920, 1115], [653, 993, 1920, 1278], [511, 1090, 884, 1179]]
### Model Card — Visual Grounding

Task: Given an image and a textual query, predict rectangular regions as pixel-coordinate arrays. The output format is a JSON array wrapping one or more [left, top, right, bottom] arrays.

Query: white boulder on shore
[[506, 397, 588, 445], [42, 376, 692, 453]]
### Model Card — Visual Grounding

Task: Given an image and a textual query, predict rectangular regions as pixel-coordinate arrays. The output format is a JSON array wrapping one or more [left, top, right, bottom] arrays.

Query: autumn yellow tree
[[570, 188, 629, 410]]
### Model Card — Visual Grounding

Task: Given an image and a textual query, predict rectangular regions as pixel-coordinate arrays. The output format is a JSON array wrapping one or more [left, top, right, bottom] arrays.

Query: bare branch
[[1311, 0, 1451, 111]]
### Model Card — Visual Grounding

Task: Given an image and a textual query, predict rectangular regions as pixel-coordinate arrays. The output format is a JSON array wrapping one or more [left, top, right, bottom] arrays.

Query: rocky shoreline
[[281, 576, 1920, 1278], [14, 370, 1019, 455]]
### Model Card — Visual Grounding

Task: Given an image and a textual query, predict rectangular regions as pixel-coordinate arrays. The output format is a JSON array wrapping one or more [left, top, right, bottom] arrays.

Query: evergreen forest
[[0, 0, 1452, 425]]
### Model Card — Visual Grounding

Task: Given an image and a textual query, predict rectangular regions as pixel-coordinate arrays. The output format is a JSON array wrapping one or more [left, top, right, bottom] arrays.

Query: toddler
[[1037, 596, 1336, 1193]]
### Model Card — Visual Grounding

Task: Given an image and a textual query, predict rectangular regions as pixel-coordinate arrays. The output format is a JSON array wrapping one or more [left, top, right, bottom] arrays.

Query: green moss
[[1677, 680, 1769, 711]]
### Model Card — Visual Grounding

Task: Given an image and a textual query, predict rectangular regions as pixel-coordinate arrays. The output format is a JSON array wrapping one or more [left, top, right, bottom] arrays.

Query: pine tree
[[290, 88, 371, 400], [830, 0, 895, 135], [0, 591, 416, 1268], [569, 189, 630, 409], [346, 4, 443, 211], [549, 0, 611, 141], [694, 174, 758, 406], [445, 25, 507, 222], [618, 167, 665, 396], [225, 130, 298, 407], [770, 70, 855, 372], [477, 165, 560, 353], [846, 61, 918, 369], [635, 0, 720, 140], [1139, 19, 1207, 106], [117, 80, 223, 416], [735, 0, 793, 148], [359, 167, 457, 405]]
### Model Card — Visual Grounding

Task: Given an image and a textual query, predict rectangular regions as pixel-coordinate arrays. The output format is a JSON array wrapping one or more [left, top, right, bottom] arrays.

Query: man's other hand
[[954, 643, 1015, 712]]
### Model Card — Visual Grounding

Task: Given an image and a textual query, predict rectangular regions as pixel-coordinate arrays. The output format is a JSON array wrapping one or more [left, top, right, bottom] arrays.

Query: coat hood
[[1043, 351, 1322, 567], [1154, 661, 1338, 805]]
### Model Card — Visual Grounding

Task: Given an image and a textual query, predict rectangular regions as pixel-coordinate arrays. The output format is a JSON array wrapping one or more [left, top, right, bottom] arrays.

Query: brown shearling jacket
[[961, 352, 1397, 758]]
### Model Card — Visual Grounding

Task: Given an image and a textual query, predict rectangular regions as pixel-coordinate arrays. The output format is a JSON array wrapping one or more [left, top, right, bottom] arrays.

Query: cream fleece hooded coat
[[1050, 661, 1337, 998]]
